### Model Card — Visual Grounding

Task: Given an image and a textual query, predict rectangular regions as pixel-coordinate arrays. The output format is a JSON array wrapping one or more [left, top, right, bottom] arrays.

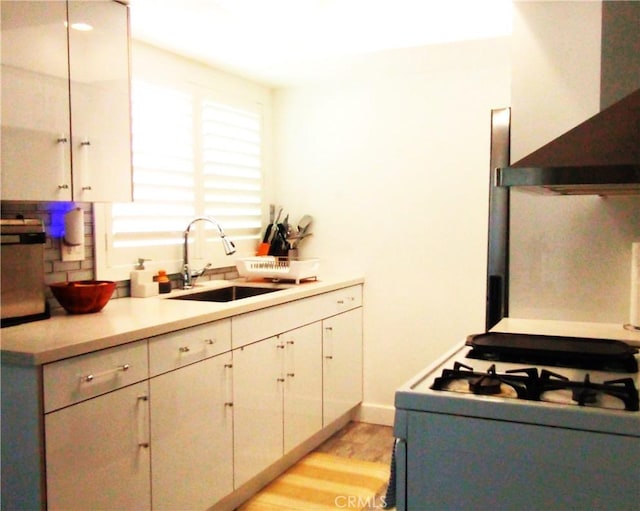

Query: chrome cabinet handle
[[56, 135, 69, 191], [180, 340, 215, 353], [137, 395, 149, 448], [224, 360, 233, 407], [324, 322, 335, 362], [82, 364, 130, 382]]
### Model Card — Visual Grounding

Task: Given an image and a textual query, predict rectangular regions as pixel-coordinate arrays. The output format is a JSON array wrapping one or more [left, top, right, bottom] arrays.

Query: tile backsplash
[[2, 201, 94, 276], [1, 201, 237, 310]]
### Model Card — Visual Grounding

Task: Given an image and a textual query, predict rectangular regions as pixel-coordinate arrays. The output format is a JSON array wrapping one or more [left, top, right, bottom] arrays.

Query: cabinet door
[[45, 381, 151, 511], [68, 0, 132, 202], [1, 0, 72, 201], [233, 337, 284, 488], [283, 323, 322, 453], [150, 353, 233, 510], [323, 308, 363, 425]]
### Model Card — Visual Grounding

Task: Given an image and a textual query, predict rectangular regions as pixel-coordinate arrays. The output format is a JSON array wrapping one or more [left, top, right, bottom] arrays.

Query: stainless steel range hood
[[497, 88, 640, 195]]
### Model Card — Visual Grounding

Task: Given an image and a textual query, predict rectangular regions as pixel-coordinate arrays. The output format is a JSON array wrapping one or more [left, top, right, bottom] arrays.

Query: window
[[95, 79, 264, 281]]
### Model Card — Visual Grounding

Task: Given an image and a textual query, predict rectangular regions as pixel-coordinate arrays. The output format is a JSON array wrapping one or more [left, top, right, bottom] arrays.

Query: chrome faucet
[[182, 216, 236, 289]]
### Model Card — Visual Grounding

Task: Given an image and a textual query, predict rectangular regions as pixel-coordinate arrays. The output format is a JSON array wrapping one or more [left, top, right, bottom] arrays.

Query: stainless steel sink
[[169, 285, 281, 302]]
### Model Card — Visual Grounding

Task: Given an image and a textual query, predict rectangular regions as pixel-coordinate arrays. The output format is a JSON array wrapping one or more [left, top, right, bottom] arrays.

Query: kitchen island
[[1, 276, 364, 511]]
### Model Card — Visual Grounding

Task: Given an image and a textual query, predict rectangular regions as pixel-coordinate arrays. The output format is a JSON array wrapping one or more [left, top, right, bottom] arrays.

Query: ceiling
[[128, 0, 513, 86]]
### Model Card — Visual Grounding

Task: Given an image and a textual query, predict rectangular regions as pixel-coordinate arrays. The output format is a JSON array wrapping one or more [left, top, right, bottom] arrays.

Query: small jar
[[157, 270, 172, 294]]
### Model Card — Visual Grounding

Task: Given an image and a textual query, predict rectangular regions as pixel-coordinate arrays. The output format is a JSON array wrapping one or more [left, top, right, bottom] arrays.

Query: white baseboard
[[355, 402, 396, 427]]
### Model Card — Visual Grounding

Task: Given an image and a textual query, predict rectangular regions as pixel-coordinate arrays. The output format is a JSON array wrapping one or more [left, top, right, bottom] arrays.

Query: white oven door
[[403, 410, 639, 510]]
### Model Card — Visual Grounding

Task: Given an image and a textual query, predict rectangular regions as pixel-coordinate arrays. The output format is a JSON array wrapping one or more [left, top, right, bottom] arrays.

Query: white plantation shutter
[[96, 80, 263, 279], [201, 99, 262, 235]]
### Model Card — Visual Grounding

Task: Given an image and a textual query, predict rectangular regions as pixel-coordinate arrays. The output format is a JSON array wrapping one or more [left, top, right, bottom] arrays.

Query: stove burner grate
[[539, 370, 640, 411], [431, 362, 539, 400], [431, 362, 640, 411]]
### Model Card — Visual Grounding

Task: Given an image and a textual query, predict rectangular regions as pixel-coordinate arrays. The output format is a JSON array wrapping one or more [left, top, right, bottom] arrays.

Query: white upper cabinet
[[1, 0, 132, 202], [1, 1, 72, 200], [68, 0, 132, 202]]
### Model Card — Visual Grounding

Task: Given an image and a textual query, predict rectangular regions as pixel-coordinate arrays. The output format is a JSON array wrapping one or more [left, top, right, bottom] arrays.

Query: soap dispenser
[[130, 258, 159, 297]]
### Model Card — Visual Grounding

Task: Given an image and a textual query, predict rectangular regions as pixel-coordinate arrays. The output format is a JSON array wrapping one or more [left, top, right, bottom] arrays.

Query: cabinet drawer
[[149, 319, 231, 377], [321, 285, 362, 315], [233, 285, 362, 348], [43, 340, 148, 413]]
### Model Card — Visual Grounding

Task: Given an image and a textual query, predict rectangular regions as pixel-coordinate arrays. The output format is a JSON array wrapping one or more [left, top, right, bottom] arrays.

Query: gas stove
[[392, 323, 640, 510], [398, 335, 640, 436]]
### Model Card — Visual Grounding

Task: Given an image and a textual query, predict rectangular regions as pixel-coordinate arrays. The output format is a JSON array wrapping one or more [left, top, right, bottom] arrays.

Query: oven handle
[[394, 438, 407, 511]]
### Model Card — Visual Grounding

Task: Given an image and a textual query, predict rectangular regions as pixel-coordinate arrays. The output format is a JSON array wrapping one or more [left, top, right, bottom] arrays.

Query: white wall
[[273, 38, 511, 424], [510, 193, 640, 324]]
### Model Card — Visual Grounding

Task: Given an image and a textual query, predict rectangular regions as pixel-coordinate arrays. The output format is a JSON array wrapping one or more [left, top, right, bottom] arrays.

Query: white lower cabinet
[[233, 335, 285, 488], [323, 308, 363, 426], [45, 381, 151, 511], [283, 323, 323, 453], [233, 322, 322, 488], [22, 284, 363, 510], [149, 352, 233, 510]]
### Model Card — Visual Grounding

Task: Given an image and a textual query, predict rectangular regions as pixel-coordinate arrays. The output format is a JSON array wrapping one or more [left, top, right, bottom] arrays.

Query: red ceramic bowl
[[49, 280, 116, 314]]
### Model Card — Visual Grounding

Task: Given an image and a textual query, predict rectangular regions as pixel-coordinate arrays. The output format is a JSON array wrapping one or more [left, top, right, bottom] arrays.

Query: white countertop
[[491, 317, 640, 347], [1, 276, 364, 365]]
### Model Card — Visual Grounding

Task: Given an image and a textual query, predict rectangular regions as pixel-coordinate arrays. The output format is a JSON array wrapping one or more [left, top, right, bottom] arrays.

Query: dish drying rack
[[236, 256, 319, 284]]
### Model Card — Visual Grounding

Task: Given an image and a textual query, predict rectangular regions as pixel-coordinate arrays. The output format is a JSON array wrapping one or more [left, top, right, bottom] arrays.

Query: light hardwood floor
[[314, 421, 394, 465], [236, 422, 395, 510], [314, 421, 395, 510]]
